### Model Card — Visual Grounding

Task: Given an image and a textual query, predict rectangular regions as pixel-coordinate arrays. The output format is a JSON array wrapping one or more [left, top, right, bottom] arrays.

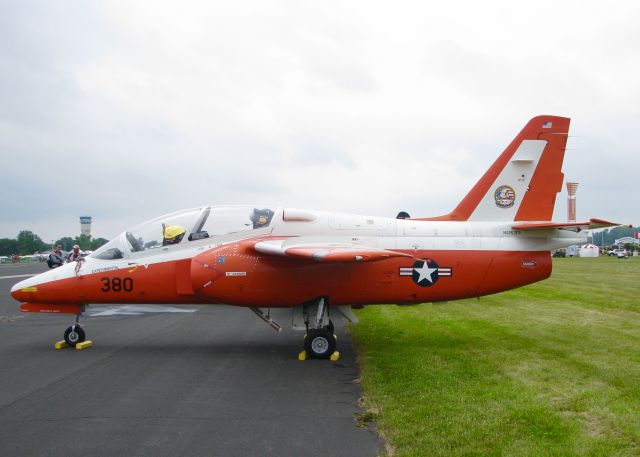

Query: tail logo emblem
[[494, 185, 516, 209], [400, 259, 452, 287]]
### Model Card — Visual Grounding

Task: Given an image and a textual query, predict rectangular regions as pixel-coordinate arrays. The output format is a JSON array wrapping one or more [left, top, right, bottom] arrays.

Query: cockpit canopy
[[90, 206, 276, 260]]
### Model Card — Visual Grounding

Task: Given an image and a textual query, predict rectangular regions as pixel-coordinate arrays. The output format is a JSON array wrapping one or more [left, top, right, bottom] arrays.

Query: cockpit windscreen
[[90, 206, 276, 260]]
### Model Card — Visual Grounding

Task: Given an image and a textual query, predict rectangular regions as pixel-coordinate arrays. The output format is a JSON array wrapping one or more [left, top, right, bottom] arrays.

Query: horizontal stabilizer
[[254, 239, 411, 263], [512, 218, 622, 233]]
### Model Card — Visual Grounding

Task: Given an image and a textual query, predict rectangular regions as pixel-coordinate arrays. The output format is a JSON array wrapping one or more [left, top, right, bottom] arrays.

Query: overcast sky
[[1, 1, 638, 242]]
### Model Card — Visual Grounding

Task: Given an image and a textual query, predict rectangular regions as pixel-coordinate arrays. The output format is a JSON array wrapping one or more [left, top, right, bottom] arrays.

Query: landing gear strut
[[63, 310, 86, 347], [302, 298, 337, 359]]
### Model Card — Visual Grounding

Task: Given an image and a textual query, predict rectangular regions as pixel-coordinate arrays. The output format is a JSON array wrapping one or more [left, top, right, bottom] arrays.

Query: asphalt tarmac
[[0, 262, 380, 457]]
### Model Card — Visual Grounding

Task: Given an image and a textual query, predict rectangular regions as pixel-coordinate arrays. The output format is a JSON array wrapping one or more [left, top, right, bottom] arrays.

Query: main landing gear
[[249, 302, 339, 360], [304, 327, 336, 359], [302, 298, 338, 360]]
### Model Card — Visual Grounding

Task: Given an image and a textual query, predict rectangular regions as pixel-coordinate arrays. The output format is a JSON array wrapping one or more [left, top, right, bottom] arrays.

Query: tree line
[[588, 225, 639, 249], [0, 231, 108, 256]]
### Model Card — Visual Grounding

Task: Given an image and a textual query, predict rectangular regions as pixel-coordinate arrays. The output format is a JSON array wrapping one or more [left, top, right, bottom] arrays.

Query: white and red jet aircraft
[[11, 115, 620, 358]]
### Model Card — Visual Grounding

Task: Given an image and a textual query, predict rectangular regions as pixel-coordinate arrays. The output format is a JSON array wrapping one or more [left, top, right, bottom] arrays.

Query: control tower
[[566, 182, 578, 222], [80, 216, 92, 237]]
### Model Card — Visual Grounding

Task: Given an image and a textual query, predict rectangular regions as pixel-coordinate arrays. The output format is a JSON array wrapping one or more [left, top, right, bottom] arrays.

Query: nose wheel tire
[[64, 325, 86, 347], [304, 328, 336, 359]]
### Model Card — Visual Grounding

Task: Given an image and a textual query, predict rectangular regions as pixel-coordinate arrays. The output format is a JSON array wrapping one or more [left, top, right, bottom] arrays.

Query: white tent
[[579, 244, 600, 258]]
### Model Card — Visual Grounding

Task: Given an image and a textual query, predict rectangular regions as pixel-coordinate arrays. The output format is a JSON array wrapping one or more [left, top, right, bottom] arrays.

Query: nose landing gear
[[57, 306, 92, 350], [64, 323, 86, 347]]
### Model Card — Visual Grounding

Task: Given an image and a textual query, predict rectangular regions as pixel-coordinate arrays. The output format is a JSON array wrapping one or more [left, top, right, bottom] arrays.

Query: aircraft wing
[[254, 239, 412, 263], [512, 218, 622, 232]]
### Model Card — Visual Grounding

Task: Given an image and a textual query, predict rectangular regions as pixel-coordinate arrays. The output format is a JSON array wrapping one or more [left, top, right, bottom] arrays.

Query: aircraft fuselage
[[12, 212, 584, 310]]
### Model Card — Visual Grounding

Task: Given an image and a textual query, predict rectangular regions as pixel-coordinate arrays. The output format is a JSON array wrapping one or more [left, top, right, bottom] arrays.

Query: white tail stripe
[[468, 140, 546, 221]]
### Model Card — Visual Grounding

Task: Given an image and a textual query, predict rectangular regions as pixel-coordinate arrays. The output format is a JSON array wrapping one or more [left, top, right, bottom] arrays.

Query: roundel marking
[[399, 259, 453, 288], [411, 259, 439, 287], [494, 185, 516, 209]]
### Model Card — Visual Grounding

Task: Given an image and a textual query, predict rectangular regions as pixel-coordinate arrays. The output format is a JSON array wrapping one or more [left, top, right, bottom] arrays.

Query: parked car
[[608, 249, 629, 258], [552, 250, 566, 258]]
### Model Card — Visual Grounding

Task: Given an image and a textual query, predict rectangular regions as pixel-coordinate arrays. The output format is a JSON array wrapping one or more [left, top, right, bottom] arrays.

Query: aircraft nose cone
[[10, 278, 35, 302]]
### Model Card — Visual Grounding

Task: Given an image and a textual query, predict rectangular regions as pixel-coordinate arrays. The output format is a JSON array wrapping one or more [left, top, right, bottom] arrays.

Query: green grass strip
[[351, 256, 640, 457]]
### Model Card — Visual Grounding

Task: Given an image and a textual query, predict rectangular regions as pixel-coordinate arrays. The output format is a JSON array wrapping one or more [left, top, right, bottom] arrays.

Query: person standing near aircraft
[[67, 245, 82, 262], [47, 245, 64, 268]]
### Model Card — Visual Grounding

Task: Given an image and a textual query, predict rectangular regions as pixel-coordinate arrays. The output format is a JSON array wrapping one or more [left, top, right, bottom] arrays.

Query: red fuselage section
[[12, 239, 551, 310]]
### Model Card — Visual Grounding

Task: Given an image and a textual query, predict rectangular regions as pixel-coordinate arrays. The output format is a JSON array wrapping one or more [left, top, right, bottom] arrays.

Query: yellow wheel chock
[[75, 340, 93, 350], [298, 350, 340, 361], [54, 340, 93, 350], [54, 341, 68, 349]]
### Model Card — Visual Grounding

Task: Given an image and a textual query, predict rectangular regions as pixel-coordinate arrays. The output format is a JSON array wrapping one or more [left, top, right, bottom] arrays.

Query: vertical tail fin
[[418, 115, 570, 222]]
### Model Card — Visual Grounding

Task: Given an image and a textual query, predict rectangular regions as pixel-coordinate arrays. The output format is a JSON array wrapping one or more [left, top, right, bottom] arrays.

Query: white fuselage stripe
[[11, 209, 588, 292]]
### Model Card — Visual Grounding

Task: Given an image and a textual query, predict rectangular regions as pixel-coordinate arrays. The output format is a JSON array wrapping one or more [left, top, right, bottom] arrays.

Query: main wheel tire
[[64, 325, 86, 347], [304, 328, 336, 359]]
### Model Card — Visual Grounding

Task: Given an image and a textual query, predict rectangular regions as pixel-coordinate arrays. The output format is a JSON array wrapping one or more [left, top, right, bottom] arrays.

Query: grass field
[[351, 256, 640, 457]]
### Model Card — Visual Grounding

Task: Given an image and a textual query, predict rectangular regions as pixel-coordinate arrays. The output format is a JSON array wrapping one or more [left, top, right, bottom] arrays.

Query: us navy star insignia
[[414, 261, 438, 284], [399, 259, 452, 287]]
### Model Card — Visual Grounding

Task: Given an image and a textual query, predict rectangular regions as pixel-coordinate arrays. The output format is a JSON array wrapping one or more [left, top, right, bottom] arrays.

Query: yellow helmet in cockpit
[[163, 225, 186, 246]]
